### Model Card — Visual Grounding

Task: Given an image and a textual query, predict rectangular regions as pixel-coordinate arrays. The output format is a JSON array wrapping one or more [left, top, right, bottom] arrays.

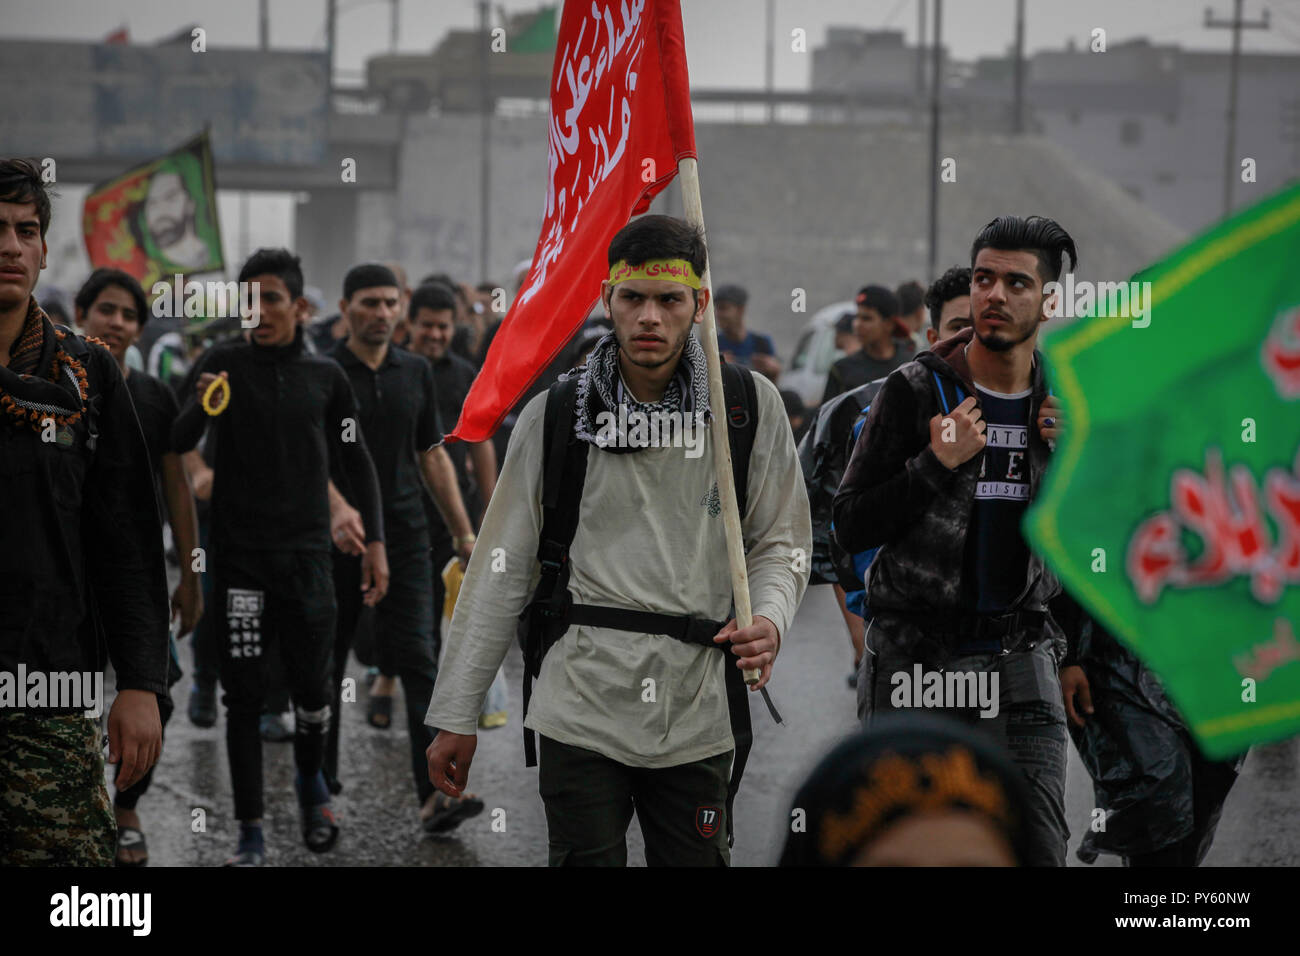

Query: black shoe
[[188, 682, 217, 728], [224, 848, 265, 867]]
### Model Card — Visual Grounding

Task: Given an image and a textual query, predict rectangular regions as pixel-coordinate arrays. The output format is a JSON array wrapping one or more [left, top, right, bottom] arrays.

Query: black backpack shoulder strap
[[520, 374, 589, 766], [539, 374, 588, 546], [720, 362, 758, 518]]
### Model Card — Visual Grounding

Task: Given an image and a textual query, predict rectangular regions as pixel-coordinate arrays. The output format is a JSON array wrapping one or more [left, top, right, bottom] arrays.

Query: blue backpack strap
[[930, 369, 972, 421], [930, 368, 966, 414], [931, 371, 951, 414]]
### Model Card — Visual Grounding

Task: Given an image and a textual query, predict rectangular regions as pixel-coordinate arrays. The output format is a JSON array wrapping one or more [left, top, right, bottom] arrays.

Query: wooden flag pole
[[677, 157, 760, 685]]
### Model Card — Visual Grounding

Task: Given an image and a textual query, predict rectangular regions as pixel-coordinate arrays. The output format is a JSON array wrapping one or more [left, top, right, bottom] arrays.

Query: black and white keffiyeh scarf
[[572, 330, 711, 452]]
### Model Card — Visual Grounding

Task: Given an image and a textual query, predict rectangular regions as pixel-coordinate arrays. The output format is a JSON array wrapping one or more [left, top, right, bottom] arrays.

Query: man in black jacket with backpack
[[833, 215, 1080, 866]]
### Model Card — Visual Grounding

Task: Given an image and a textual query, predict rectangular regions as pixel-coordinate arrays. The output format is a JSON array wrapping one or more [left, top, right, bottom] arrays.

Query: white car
[[781, 300, 855, 409]]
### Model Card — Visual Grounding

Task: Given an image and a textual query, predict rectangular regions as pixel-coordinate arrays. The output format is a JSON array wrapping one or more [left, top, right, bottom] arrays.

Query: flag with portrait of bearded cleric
[[446, 0, 697, 443], [82, 131, 224, 300], [1024, 179, 1300, 759]]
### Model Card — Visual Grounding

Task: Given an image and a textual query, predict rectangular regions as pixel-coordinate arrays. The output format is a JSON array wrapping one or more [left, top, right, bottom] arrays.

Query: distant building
[[812, 31, 1300, 233]]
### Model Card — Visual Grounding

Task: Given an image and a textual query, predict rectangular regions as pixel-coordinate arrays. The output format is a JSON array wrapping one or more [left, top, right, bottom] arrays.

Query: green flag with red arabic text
[[1025, 180, 1300, 759]]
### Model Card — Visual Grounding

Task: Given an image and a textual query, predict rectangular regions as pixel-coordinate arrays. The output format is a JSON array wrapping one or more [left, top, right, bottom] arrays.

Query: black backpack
[[516, 360, 776, 844]]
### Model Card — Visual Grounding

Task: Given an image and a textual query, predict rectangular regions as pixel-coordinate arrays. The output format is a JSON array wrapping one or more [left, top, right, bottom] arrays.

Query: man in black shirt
[[173, 248, 387, 866], [821, 285, 914, 405], [0, 159, 168, 866], [321, 264, 480, 830], [75, 267, 203, 866], [406, 283, 506, 732]]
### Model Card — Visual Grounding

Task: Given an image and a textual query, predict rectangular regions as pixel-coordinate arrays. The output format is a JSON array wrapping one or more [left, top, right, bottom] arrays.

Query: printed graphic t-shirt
[[961, 384, 1033, 613]]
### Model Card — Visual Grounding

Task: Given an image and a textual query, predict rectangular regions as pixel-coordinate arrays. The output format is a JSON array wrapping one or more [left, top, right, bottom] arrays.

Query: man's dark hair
[[41, 293, 70, 325], [606, 215, 707, 281], [923, 266, 972, 331], [409, 281, 458, 320], [420, 273, 469, 307], [239, 247, 304, 300], [714, 284, 748, 307], [342, 262, 399, 301], [970, 215, 1078, 285], [855, 284, 899, 319], [475, 281, 496, 294], [75, 267, 150, 328], [0, 158, 53, 238], [896, 280, 925, 315]]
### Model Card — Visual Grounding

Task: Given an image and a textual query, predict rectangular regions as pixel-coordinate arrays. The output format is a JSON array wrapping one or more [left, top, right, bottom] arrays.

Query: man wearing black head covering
[[780, 712, 1033, 866]]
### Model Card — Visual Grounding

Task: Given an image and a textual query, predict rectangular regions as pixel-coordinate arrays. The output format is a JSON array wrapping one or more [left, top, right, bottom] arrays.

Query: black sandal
[[115, 826, 148, 867], [301, 803, 340, 853], [366, 694, 393, 729], [421, 791, 485, 834]]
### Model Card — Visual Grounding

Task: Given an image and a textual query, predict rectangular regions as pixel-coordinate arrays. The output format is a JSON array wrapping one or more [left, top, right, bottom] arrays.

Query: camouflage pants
[[0, 711, 115, 866]]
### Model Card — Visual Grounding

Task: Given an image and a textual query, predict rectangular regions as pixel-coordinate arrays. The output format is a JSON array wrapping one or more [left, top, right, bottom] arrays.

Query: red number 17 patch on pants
[[695, 806, 722, 839]]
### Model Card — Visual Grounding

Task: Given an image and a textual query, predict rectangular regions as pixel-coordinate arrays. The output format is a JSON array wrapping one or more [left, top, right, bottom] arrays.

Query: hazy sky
[[13, 0, 1299, 289], [4, 0, 1299, 90]]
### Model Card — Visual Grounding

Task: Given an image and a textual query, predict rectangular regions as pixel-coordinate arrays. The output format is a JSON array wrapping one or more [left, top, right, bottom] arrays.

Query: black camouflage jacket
[[831, 327, 1080, 663]]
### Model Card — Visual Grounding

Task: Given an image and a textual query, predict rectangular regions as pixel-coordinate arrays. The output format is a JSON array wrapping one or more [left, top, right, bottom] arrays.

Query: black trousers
[[212, 548, 337, 821], [537, 735, 732, 867], [325, 538, 439, 806], [191, 516, 221, 687], [861, 626, 1069, 867], [113, 693, 175, 811], [115, 634, 182, 810]]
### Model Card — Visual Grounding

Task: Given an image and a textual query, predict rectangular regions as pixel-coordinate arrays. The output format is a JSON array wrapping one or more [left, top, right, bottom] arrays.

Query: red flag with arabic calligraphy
[[447, 0, 696, 443]]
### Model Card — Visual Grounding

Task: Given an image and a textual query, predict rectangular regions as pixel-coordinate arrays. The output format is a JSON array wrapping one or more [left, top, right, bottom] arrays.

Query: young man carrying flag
[[425, 215, 811, 865]]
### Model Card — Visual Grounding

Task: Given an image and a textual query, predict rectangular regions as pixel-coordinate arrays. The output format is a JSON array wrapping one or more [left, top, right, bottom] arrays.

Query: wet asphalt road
[[112, 581, 1298, 867]]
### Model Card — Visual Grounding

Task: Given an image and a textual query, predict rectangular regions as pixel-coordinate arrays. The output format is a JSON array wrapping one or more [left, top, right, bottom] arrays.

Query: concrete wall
[[352, 115, 1186, 359]]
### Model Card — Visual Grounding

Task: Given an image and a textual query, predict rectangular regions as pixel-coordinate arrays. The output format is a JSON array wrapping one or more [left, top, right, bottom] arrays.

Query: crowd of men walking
[[0, 155, 1245, 868]]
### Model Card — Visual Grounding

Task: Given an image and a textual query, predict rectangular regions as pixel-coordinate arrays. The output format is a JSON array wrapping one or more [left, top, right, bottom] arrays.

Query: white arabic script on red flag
[[448, 0, 696, 443]]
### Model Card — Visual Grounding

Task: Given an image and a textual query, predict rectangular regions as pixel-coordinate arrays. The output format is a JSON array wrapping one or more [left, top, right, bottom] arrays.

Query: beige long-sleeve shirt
[[424, 370, 812, 768]]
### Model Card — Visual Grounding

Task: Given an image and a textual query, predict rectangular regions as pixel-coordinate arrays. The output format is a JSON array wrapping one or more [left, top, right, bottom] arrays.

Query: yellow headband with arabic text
[[608, 259, 701, 290]]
